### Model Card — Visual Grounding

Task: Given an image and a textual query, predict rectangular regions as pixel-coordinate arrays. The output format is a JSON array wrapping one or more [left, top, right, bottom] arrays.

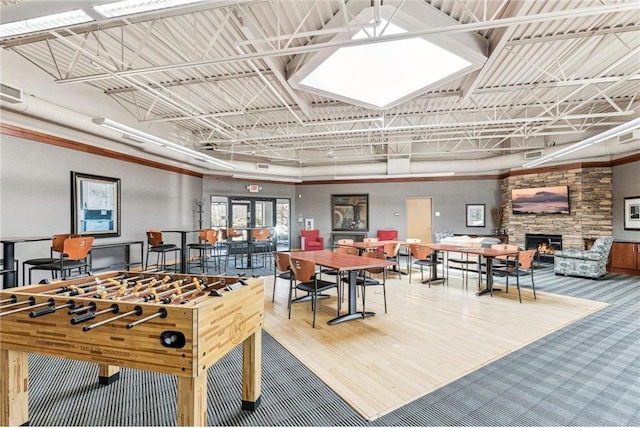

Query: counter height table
[[161, 229, 199, 274], [429, 243, 520, 296], [286, 250, 396, 325], [1, 236, 52, 288]]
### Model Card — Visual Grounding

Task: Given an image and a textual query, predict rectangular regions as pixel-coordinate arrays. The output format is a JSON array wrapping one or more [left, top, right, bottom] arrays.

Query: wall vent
[[523, 150, 543, 160], [618, 130, 640, 144], [256, 163, 270, 170], [0, 83, 23, 103]]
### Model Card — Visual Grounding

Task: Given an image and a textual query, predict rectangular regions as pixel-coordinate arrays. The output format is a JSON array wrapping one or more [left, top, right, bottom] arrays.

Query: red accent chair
[[300, 230, 324, 251], [377, 229, 398, 241]]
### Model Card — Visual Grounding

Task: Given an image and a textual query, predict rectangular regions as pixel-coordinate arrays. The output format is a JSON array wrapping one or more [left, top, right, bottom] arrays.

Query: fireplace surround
[[525, 234, 563, 263]]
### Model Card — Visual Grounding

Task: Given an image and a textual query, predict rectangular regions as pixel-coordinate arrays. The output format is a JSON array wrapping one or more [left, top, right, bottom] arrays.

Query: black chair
[[446, 242, 482, 288], [408, 243, 444, 286], [493, 249, 537, 303], [145, 230, 180, 271], [29, 236, 94, 283], [288, 257, 339, 328], [343, 250, 388, 314], [273, 252, 294, 305], [227, 228, 247, 269], [22, 233, 73, 285], [251, 228, 273, 271], [187, 229, 220, 274]]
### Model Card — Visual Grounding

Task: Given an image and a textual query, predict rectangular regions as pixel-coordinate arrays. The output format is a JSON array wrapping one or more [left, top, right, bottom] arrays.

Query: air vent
[[0, 83, 23, 103], [524, 150, 543, 160], [618, 130, 640, 144], [256, 163, 270, 170]]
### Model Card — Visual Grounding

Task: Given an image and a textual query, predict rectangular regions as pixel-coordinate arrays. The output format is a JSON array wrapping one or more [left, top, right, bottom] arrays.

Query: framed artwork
[[466, 204, 485, 227], [71, 172, 121, 237], [624, 196, 640, 230], [332, 194, 369, 231], [305, 218, 314, 230]]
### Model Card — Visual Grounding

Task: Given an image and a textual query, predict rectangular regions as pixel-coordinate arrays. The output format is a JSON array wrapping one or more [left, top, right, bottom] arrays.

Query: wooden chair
[[491, 244, 519, 267], [493, 249, 538, 303], [408, 243, 443, 286], [145, 230, 180, 271], [251, 228, 273, 270], [400, 238, 421, 272], [22, 233, 74, 285], [383, 242, 402, 279], [346, 250, 388, 314], [447, 242, 482, 288], [288, 257, 339, 328], [227, 228, 246, 268], [273, 252, 294, 305], [29, 237, 94, 283], [187, 229, 219, 274]]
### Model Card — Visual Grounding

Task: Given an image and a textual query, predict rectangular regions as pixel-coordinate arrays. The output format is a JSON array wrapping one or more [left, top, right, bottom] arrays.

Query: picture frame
[[305, 218, 314, 230], [466, 204, 485, 227], [624, 196, 640, 230], [71, 172, 121, 237], [332, 194, 369, 231]]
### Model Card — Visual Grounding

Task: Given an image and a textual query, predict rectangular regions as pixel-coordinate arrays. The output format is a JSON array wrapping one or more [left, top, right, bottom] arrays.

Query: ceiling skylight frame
[[93, 0, 205, 19], [287, 2, 488, 110]]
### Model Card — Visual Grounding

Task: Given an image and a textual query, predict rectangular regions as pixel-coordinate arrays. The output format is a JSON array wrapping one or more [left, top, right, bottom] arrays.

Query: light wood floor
[[262, 269, 608, 421]]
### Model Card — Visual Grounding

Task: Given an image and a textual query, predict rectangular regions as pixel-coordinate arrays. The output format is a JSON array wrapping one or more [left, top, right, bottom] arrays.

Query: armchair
[[377, 229, 398, 241], [554, 236, 614, 279], [300, 229, 324, 251]]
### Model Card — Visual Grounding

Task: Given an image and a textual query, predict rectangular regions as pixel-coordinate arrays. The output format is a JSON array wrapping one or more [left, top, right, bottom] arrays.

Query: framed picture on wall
[[332, 194, 369, 231], [71, 172, 121, 237], [624, 196, 640, 230], [466, 204, 485, 227]]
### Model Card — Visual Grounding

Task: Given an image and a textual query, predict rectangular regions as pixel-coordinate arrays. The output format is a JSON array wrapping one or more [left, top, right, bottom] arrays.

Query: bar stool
[[22, 234, 74, 285], [145, 230, 181, 271], [251, 228, 273, 271], [187, 229, 219, 273], [227, 228, 246, 269]]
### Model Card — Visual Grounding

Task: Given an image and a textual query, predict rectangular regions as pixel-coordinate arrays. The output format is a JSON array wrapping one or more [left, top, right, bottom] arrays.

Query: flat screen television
[[512, 185, 570, 214]]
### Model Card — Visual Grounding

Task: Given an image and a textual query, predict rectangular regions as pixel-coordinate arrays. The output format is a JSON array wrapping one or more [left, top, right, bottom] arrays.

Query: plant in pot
[[491, 207, 503, 235]]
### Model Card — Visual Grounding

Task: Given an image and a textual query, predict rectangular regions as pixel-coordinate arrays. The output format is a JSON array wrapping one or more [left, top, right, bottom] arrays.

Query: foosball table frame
[[0, 271, 264, 426]]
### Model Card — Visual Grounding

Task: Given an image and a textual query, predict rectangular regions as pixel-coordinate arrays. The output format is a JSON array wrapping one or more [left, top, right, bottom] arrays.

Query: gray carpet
[[24, 267, 640, 426]]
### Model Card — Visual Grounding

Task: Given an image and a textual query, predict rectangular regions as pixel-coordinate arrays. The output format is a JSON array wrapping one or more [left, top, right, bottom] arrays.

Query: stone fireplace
[[525, 233, 563, 263]]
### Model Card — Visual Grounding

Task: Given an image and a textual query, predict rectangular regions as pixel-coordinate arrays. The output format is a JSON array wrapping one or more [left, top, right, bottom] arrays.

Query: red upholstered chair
[[300, 230, 324, 251], [377, 229, 398, 241]]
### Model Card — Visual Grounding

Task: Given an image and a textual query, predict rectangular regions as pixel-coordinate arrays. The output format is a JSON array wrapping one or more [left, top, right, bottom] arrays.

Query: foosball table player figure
[[0, 271, 264, 426]]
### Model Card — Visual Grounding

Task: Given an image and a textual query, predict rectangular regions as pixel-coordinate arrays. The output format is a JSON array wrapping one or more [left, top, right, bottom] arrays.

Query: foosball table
[[0, 271, 264, 426]]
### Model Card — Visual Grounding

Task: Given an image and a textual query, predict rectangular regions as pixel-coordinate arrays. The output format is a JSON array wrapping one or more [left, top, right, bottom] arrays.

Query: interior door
[[406, 197, 433, 243]]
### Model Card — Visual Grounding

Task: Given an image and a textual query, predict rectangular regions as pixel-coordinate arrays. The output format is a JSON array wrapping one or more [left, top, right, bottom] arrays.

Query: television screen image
[[512, 185, 570, 214]]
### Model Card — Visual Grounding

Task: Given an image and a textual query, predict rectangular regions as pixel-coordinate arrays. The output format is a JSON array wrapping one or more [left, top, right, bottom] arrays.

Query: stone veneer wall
[[502, 166, 612, 250]]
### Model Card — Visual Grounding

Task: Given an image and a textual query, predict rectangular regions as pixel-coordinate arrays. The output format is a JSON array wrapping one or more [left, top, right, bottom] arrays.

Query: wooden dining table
[[429, 243, 520, 296], [286, 250, 396, 325], [340, 240, 409, 275]]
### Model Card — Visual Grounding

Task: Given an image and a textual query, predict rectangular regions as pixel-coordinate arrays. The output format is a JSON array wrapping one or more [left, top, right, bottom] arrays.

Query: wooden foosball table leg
[[98, 364, 121, 385], [241, 330, 262, 410], [176, 373, 207, 426], [0, 349, 29, 426]]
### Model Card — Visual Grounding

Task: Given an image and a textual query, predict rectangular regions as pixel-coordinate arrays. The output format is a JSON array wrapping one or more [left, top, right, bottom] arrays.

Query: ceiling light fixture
[[93, 117, 235, 169], [0, 9, 93, 38], [232, 174, 302, 183], [334, 172, 455, 180], [522, 117, 640, 168], [93, 0, 204, 18]]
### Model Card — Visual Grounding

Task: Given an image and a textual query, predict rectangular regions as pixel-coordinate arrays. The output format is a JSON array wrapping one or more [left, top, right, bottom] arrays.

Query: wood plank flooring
[[262, 269, 608, 421]]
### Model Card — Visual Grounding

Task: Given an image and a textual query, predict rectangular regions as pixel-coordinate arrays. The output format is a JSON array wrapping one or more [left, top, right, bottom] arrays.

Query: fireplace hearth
[[525, 234, 563, 263]]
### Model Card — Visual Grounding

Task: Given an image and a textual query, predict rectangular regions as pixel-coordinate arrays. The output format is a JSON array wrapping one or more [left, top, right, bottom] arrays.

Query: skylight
[[300, 20, 471, 109], [287, 3, 487, 110], [93, 0, 205, 18], [0, 9, 93, 39]]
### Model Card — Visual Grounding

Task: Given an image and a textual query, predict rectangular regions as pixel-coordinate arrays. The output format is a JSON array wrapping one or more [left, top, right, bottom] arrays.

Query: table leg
[[2, 242, 16, 288], [241, 330, 262, 410], [476, 256, 501, 296], [176, 373, 207, 426], [0, 349, 29, 426], [328, 270, 374, 325], [179, 232, 188, 274]]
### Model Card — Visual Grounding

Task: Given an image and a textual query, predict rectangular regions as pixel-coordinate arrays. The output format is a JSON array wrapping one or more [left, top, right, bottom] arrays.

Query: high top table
[[429, 243, 520, 296], [287, 250, 396, 324], [1, 236, 52, 288], [161, 229, 199, 274]]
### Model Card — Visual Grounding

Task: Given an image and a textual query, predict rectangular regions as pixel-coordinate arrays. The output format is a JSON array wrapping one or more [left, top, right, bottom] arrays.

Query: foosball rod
[[30, 300, 75, 317], [41, 274, 132, 295], [126, 307, 167, 329], [0, 298, 52, 317], [159, 279, 224, 304], [0, 295, 17, 305], [83, 276, 162, 299], [83, 305, 143, 332], [99, 276, 180, 301], [0, 296, 34, 310], [70, 303, 118, 325]]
